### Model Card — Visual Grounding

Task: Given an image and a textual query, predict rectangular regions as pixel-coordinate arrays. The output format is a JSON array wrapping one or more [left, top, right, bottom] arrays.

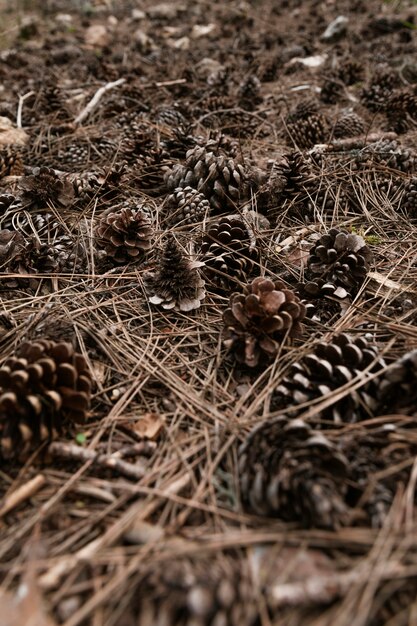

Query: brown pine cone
[[402, 176, 417, 218], [338, 59, 364, 86], [286, 115, 329, 150], [306, 228, 372, 295], [166, 186, 210, 226], [285, 100, 329, 149], [238, 416, 349, 528], [320, 71, 344, 104], [95, 206, 153, 264], [333, 112, 366, 138], [19, 166, 74, 208], [223, 277, 306, 368], [271, 333, 385, 425], [375, 349, 417, 416], [341, 421, 417, 527], [201, 214, 258, 289], [360, 65, 401, 112], [354, 139, 416, 174], [386, 89, 417, 133], [145, 234, 206, 311], [165, 145, 247, 213], [0, 339, 92, 460], [128, 555, 256, 626], [237, 74, 263, 109], [0, 146, 23, 179]]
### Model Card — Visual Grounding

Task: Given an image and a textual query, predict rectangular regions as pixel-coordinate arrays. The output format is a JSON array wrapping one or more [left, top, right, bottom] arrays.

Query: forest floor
[[1, 1, 417, 625]]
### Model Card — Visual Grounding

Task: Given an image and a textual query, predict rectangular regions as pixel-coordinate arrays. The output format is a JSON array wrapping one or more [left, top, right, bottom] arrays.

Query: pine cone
[[333, 112, 366, 138], [237, 74, 263, 109], [238, 416, 349, 528], [0, 229, 27, 287], [375, 349, 417, 416], [0, 193, 16, 216], [135, 148, 172, 194], [0, 146, 23, 178], [355, 139, 416, 174], [201, 214, 258, 289], [96, 206, 153, 264], [165, 145, 247, 213], [320, 72, 344, 104], [129, 556, 256, 626], [57, 138, 116, 170], [0, 339, 92, 460], [285, 100, 329, 149], [296, 280, 346, 324], [386, 90, 417, 133], [271, 333, 385, 424], [338, 59, 364, 86], [306, 228, 372, 295], [286, 115, 329, 150], [283, 151, 312, 194], [223, 277, 306, 368], [360, 66, 401, 112], [19, 166, 74, 208], [155, 106, 188, 128], [145, 235, 206, 311], [166, 186, 210, 226], [402, 176, 417, 217], [341, 421, 417, 527]]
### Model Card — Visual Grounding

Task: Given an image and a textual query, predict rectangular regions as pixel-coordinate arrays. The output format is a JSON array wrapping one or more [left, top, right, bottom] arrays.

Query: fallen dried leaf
[[134, 413, 165, 440]]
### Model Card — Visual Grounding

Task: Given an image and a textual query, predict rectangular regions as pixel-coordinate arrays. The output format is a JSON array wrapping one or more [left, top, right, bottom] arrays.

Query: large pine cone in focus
[[306, 228, 372, 295], [145, 234, 206, 312], [0, 340, 92, 460], [96, 206, 153, 264], [19, 166, 74, 208], [271, 333, 385, 425], [238, 416, 349, 528], [165, 145, 247, 213], [223, 277, 306, 368], [201, 214, 258, 289]]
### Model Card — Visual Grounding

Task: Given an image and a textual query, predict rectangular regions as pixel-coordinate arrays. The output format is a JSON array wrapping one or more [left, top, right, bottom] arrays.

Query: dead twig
[[74, 78, 126, 125], [48, 442, 147, 481], [0, 474, 46, 518]]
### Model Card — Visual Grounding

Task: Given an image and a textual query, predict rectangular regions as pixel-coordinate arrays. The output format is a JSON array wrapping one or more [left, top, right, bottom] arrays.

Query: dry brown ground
[[1, 1, 417, 625]]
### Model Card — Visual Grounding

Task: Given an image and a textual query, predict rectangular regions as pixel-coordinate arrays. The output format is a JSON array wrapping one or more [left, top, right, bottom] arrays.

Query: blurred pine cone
[[341, 421, 417, 527], [0, 339, 92, 460], [320, 71, 344, 104], [96, 206, 153, 264], [333, 112, 366, 138], [145, 235, 206, 311], [237, 74, 263, 109], [129, 556, 256, 626], [402, 176, 417, 217], [0, 146, 23, 178], [306, 228, 372, 295], [338, 59, 364, 86], [386, 90, 417, 133], [360, 65, 401, 112], [166, 186, 210, 226], [285, 100, 329, 149], [223, 277, 306, 368], [165, 145, 247, 213], [355, 139, 416, 174], [238, 416, 349, 528], [19, 166, 74, 208], [201, 214, 258, 289], [57, 138, 116, 170], [375, 349, 417, 416], [271, 333, 385, 424]]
